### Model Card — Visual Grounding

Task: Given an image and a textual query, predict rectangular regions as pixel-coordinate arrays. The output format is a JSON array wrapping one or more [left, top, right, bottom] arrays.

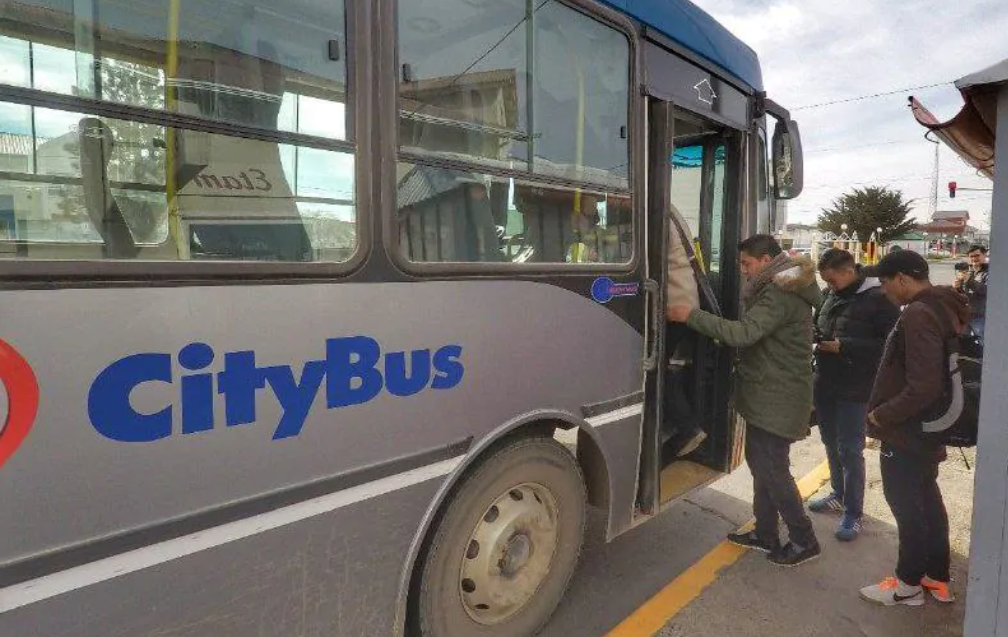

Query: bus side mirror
[[771, 118, 804, 200]]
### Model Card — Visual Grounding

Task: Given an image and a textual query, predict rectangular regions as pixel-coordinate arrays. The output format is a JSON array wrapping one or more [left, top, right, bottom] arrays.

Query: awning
[[910, 58, 1008, 179]]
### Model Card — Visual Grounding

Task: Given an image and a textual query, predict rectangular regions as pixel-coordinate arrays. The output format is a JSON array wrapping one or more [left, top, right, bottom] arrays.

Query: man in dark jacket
[[953, 244, 989, 338], [809, 249, 900, 542], [858, 250, 970, 607], [668, 234, 823, 567]]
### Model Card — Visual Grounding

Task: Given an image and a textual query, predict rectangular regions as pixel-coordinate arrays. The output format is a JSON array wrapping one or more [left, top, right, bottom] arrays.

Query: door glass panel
[[670, 112, 732, 286], [709, 145, 726, 273]]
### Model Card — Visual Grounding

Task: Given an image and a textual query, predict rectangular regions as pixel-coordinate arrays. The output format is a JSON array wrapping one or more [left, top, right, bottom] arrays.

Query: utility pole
[[928, 133, 940, 220]]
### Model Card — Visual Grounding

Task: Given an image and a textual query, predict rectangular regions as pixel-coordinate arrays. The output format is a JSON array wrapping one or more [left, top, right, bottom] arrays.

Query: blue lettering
[[90, 337, 466, 443], [179, 343, 215, 434], [385, 349, 431, 397], [217, 351, 266, 427], [431, 345, 465, 390], [89, 353, 173, 442], [326, 336, 383, 408], [266, 361, 326, 440]]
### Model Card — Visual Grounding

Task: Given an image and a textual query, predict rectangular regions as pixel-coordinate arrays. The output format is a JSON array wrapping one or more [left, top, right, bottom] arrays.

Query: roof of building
[[934, 210, 970, 221], [921, 219, 969, 234], [910, 57, 1007, 179], [598, 0, 762, 90]]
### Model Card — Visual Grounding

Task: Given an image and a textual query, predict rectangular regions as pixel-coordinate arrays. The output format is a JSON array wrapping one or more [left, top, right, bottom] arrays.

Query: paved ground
[[658, 446, 972, 637], [540, 435, 974, 637]]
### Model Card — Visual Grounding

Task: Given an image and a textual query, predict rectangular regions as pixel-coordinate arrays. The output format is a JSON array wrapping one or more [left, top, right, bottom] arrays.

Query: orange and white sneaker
[[922, 576, 955, 603], [859, 576, 925, 606]]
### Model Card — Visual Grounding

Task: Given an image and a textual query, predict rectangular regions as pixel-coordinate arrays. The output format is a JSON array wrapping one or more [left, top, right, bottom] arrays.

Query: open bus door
[[636, 98, 745, 519]]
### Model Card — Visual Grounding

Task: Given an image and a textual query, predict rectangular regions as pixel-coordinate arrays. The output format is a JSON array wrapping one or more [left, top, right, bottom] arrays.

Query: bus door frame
[[633, 97, 675, 519]]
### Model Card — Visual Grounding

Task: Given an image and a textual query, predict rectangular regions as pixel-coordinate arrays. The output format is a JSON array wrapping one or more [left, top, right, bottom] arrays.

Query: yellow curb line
[[603, 461, 832, 637]]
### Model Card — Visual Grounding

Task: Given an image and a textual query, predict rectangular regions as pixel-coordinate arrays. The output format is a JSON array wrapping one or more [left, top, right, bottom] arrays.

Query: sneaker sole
[[927, 591, 955, 603], [768, 552, 821, 568], [858, 591, 925, 607], [809, 505, 844, 515], [726, 538, 777, 553], [835, 528, 862, 542]]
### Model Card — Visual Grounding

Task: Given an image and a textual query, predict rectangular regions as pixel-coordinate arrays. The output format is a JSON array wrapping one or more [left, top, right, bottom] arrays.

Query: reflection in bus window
[[397, 0, 629, 189], [671, 139, 727, 273], [0, 0, 356, 262], [0, 110, 354, 261], [397, 164, 631, 264], [0, 0, 349, 139]]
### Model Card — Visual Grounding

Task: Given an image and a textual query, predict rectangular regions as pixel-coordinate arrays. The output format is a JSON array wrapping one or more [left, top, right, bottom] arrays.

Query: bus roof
[[598, 0, 763, 91]]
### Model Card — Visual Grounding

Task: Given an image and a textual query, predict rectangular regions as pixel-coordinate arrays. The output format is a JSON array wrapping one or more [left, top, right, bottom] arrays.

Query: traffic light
[[949, 181, 957, 198]]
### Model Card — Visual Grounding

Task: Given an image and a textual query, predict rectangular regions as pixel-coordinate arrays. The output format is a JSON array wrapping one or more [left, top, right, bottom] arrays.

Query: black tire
[[414, 436, 587, 637]]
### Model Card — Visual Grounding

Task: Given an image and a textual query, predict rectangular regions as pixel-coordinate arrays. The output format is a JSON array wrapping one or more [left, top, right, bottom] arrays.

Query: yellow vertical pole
[[166, 0, 183, 255], [558, 26, 588, 262]]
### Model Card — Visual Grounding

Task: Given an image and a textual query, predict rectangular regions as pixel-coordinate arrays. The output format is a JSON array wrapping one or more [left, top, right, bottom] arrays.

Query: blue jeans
[[971, 316, 986, 340], [815, 396, 867, 518]]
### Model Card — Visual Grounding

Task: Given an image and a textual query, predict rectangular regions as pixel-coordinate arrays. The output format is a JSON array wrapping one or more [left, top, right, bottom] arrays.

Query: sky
[[692, 0, 1008, 231]]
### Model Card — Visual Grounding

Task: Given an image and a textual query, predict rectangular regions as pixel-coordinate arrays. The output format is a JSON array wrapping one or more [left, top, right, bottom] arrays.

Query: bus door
[[638, 97, 745, 515]]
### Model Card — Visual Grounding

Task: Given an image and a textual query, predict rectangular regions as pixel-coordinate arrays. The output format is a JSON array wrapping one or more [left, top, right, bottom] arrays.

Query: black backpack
[[917, 301, 983, 448]]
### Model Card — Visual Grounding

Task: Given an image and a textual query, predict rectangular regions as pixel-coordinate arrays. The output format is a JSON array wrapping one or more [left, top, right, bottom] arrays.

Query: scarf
[[741, 252, 795, 306]]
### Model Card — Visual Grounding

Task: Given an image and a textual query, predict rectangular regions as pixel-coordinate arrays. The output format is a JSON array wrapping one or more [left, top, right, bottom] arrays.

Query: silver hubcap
[[459, 482, 559, 625]]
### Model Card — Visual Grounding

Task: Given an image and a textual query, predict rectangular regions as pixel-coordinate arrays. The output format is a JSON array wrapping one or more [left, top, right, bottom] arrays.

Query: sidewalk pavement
[[656, 443, 973, 637]]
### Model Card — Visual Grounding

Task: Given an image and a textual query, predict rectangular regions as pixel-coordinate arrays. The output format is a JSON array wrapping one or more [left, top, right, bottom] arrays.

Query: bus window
[[398, 0, 629, 187], [0, 107, 355, 261], [671, 143, 727, 273], [396, 165, 631, 264], [671, 115, 731, 280], [532, 1, 630, 187], [0, 0, 349, 138], [710, 146, 726, 273], [396, 0, 632, 265], [0, 0, 356, 263]]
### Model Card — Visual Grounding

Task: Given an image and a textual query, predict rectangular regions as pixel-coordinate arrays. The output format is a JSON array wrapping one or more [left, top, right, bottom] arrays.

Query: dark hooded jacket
[[814, 271, 901, 402], [867, 286, 971, 460]]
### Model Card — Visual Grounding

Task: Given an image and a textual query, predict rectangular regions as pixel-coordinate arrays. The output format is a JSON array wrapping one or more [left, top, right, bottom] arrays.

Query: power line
[[804, 138, 921, 154], [792, 81, 953, 111]]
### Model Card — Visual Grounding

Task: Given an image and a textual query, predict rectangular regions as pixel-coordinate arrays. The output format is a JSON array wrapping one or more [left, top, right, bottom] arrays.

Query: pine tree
[[817, 186, 918, 243]]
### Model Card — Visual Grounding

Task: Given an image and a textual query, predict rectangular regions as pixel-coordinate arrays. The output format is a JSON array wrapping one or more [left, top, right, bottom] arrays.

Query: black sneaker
[[767, 541, 821, 567], [727, 530, 780, 553]]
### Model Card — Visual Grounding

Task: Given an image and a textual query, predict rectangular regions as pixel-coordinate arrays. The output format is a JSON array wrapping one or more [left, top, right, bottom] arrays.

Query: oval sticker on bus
[[591, 277, 640, 304]]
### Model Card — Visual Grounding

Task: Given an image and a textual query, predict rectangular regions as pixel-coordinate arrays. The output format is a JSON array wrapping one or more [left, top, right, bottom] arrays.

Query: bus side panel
[[0, 280, 645, 634], [588, 411, 644, 539], [0, 481, 440, 637]]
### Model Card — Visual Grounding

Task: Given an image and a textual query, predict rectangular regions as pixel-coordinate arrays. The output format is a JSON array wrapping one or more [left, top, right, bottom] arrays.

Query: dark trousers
[[746, 425, 818, 548], [881, 443, 951, 585], [815, 395, 867, 517]]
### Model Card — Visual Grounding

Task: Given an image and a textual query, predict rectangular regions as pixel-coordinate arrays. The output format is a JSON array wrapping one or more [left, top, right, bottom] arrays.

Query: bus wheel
[[415, 436, 586, 637]]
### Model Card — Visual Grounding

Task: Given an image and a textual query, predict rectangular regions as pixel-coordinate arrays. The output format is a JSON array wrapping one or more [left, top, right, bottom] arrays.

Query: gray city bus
[[0, 0, 804, 635]]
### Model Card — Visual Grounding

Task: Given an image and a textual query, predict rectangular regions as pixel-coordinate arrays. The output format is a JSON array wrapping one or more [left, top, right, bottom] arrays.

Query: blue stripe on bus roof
[[598, 0, 763, 91]]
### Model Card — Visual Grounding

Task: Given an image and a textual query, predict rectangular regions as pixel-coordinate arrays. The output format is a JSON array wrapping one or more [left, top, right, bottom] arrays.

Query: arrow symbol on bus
[[694, 79, 718, 105]]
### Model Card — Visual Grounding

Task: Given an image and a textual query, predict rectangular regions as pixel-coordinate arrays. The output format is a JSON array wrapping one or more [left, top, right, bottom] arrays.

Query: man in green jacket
[[668, 234, 823, 566]]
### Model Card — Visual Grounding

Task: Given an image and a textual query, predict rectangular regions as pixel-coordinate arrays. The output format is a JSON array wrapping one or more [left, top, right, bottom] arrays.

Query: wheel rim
[[458, 482, 560, 625]]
